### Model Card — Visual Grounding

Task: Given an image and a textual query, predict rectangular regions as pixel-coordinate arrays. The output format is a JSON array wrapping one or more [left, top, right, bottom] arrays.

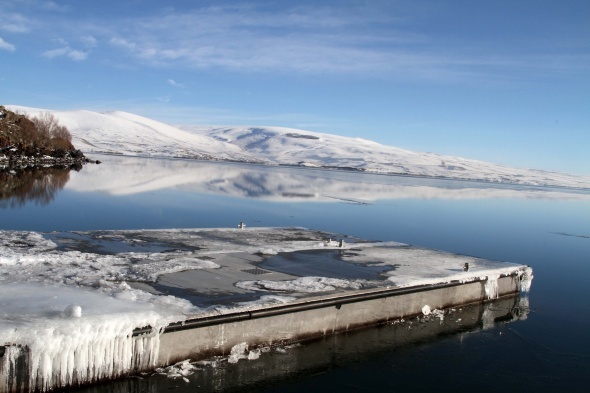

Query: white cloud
[[42, 46, 88, 61], [41, 1, 69, 12], [109, 37, 136, 51], [103, 6, 417, 75], [80, 35, 97, 48], [0, 37, 15, 51], [0, 13, 31, 33], [53, 37, 69, 45], [167, 79, 184, 88], [90, 5, 540, 81]]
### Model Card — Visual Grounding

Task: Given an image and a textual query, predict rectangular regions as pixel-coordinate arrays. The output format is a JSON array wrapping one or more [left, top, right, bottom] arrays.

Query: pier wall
[[157, 275, 519, 365]]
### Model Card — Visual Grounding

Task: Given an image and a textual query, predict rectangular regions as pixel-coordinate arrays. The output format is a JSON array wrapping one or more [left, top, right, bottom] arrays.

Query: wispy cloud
[[80, 35, 97, 48], [87, 3, 586, 83], [0, 13, 32, 33], [42, 46, 88, 61], [104, 5, 419, 75], [40, 1, 69, 12], [6, 2, 589, 83], [109, 37, 136, 51], [167, 79, 184, 88], [0, 37, 15, 51]]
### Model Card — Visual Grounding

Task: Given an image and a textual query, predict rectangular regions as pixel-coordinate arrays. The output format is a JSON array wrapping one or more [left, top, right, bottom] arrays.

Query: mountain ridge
[[7, 105, 590, 190]]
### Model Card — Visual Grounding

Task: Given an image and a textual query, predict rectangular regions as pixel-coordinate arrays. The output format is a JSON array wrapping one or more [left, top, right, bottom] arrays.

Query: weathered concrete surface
[[155, 274, 521, 365]]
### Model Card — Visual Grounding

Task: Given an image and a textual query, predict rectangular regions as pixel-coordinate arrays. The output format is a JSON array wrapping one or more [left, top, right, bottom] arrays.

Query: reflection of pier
[[82, 295, 530, 393], [0, 228, 532, 392]]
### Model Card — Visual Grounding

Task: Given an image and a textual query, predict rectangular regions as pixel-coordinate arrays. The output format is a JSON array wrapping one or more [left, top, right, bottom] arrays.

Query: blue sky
[[1, 0, 589, 175]]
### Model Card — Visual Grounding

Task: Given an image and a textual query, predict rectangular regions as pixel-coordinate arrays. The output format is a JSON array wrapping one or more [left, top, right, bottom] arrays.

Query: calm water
[[2, 155, 590, 391]]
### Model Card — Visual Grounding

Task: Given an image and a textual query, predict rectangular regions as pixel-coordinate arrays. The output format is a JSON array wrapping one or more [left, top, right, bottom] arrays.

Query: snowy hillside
[[7, 105, 257, 163], [7, 105, 590, 189], [182, 125, 590, 189]]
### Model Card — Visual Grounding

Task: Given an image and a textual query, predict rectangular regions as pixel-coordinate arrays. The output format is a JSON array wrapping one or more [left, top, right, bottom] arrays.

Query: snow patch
[[235, 276, 363, 293], [63, 304, 82, 318]]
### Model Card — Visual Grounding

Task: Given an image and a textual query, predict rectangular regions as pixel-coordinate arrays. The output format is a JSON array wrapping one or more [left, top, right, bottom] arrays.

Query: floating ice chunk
[[248, 349, 261, 360], [228, 342, 248, 364], [422, 305, 431, 316], [431, 309, 444, 321], [156, 359, 196, 380], [64, 304, 82, 318]]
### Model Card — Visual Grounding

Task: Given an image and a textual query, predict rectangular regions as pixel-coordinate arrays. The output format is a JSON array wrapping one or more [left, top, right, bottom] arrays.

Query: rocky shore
[[0, 149, 99, 169]]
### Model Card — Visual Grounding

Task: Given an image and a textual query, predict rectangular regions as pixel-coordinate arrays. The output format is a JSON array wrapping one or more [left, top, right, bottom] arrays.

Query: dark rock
[[71, 149, 85, 159]]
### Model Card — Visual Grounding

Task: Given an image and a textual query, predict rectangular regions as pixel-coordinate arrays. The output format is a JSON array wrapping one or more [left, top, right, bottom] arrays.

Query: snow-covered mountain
[[7, 106, 256, 163], [7, 105, 590, 189]]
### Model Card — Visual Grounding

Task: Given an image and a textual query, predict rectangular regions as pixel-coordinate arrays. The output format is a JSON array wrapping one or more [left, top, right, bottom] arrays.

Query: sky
[[1, 0, 589, 175]]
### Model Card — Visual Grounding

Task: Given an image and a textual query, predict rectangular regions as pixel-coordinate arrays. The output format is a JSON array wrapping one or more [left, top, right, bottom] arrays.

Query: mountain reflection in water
[[66, 155, 590, 202], [0, 165, 78, 208]]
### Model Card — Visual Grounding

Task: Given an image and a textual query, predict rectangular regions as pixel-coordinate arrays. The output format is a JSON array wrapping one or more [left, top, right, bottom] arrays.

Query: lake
[[2, 155, 590, 391]]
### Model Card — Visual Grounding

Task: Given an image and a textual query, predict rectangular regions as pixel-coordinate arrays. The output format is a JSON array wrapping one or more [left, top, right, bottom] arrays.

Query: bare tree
[[52, 124, 72, 142], [30, 112, 73, 150]]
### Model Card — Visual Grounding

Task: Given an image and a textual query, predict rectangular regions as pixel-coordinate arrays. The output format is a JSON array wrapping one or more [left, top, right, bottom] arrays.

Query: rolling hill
[[7, 105, 590, 189]]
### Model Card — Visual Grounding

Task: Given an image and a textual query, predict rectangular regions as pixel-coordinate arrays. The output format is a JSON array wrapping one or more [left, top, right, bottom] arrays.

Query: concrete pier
[[0, 227, 532, 392], [154, 274, 523, 366]]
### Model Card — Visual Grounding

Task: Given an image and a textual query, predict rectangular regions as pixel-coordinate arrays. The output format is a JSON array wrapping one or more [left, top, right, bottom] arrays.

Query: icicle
[[518, 267, 533, 293], [13, 324, 164, 391], [484, 275, 499, 299]]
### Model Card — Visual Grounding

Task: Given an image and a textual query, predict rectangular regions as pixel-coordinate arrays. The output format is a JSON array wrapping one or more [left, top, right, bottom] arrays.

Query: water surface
[[2, 155, 589, 391]]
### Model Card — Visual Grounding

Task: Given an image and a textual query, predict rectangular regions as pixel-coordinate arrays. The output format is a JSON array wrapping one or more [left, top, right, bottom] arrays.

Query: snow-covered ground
[[7, 105, 590, 189]]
